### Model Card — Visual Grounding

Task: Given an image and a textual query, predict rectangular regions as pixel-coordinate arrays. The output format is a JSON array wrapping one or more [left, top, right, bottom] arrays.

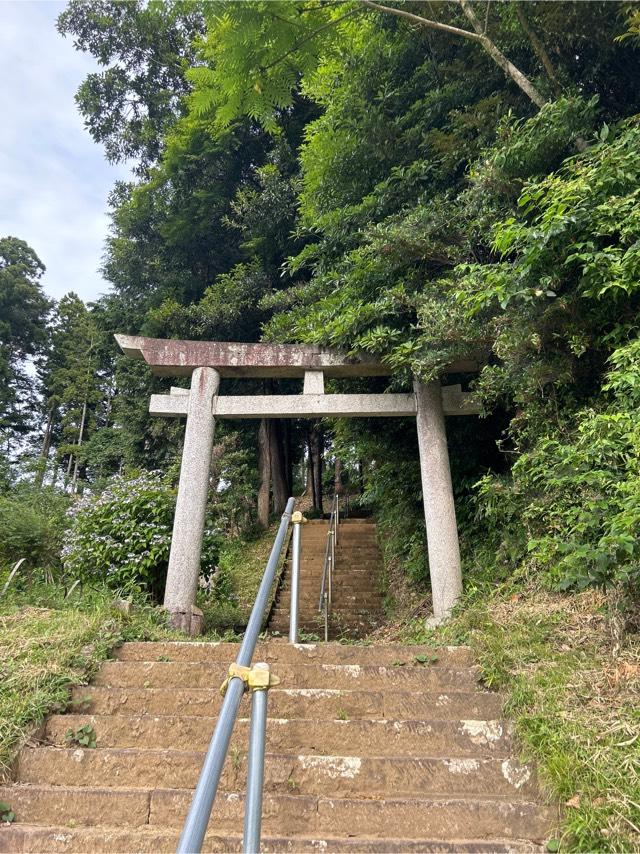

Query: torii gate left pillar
[[163, 367, 220, 633], [116, 335, 478, 634]]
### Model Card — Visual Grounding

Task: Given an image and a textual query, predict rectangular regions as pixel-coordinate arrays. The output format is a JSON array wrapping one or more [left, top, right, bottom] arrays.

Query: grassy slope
[[0, 585, 181, 777], [210, 519, 286, 632], [391, 582, 640, 852], [0, 524, 281, 779]]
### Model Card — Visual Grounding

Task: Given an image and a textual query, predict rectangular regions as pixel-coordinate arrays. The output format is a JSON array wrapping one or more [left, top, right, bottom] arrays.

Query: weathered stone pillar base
[[167, 605, 204, 637], [414, 379, 462, 620], [163, 366, 220, 632]]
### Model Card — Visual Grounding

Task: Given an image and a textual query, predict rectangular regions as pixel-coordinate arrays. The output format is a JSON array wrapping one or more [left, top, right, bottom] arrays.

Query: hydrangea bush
[[63, 471, 221, 598]]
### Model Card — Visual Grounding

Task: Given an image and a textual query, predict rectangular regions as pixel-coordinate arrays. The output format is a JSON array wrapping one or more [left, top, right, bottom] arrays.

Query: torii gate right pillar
[[414, 379, 462, 620]]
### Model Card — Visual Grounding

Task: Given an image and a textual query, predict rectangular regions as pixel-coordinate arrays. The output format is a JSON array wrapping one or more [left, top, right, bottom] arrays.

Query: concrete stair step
[[277, 593, 382, 603], [114, 642, 475, 667], [279, 578, 377, 585], [71, 686, 505, 721], [302, 539, 378, 548], [92, 661, 480, 692], [17, 747, 537, 799], [302, 538, 379, 545], [45, 714, 513, 756], [274, 588, 380, 600], [267, 620, 383, 635], [285, 561, 380, 581], [269, 610, 382, 623], [0, 825, 545, 853], [0, 786, 554, 839], [275, 595, 382, 607]]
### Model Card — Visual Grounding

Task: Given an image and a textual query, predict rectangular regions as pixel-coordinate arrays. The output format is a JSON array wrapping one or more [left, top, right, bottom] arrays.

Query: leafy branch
[[360, 0, 547, 108]]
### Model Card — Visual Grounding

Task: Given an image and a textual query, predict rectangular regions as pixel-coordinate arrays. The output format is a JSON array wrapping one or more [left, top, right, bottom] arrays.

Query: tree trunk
[[257, 418, 270, 529], [304, 447, 314, 498], [269, 420, 289, 514], [334, 457, 344, 496], [71, 397, 88, 494], [514, 3, 562, 97], [35, 403, 55, 488], [281, 419, 293, 496], [309, 425, 324, 514]]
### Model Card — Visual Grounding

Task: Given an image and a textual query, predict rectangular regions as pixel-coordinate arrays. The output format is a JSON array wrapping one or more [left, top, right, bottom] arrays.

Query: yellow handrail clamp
[[248, 667, 281, 692], [220, 662, 281, 696]]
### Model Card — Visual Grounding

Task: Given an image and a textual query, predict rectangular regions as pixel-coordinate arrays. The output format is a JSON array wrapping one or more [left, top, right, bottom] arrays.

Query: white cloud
[[0, 0, 130, 304]]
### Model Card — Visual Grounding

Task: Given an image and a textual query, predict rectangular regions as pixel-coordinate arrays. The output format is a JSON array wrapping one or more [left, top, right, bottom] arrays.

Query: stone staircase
[[268, 518, 384, 638], [0, 640, 554, 852]]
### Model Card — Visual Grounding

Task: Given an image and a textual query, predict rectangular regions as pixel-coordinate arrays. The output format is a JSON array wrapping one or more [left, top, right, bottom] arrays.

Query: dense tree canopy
[[2, 1, 640, 609], [0, 237, 50, 449]]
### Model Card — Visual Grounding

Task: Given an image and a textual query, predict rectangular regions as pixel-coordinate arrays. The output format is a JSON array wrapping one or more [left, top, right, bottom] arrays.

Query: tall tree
[[38, 294, 103, 489], [57, 0, 205, 173], [0, 237, 51, 454]]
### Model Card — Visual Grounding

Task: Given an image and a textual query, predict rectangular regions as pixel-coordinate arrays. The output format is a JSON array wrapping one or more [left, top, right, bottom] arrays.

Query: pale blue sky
[[0, 0, 130, 303]]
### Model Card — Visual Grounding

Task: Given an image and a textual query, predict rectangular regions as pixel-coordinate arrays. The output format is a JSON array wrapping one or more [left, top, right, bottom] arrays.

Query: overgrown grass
[[209, 520, 288, 633], [395, 580, 640, 852], [0, 525, 283, 776], [0, 584, 173, 777]]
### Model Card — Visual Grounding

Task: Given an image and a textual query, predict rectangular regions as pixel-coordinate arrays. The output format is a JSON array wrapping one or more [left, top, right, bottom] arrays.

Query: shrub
[[0, 485, 69, 573], [63, 471, 221, 598], [469, 338, 640, 616]]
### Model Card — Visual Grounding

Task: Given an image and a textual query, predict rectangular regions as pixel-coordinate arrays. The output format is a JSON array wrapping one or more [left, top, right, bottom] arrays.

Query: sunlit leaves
[[186, 1, 357, 132]]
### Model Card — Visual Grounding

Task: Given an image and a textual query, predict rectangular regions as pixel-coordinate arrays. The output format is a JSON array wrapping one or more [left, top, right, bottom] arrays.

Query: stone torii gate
[[116, 334, 479, 634]]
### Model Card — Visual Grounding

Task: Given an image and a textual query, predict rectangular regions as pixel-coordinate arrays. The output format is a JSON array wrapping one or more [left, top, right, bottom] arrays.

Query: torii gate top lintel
[[115, 334, 478, 379]]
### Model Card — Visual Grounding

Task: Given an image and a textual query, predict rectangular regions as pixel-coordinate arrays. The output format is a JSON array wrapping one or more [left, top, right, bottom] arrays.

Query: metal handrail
[[318, 494, 340, 642], [177, 497, 296, 854]]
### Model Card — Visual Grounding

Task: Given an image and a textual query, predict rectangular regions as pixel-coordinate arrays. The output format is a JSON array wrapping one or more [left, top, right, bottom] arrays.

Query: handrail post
[[329, 535, 334, 608], [242, 663, 270, 854], [289, 511, 304, 644]]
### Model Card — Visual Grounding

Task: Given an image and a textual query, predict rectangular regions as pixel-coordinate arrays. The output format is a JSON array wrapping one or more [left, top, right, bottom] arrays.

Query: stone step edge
[[1, 784, 548, 810], [2, 826, 546, 852], [96, 662, 480, 676], [47, 713, 508, 725], [72, 686, 500, 699], [23, 747, 521, 766]]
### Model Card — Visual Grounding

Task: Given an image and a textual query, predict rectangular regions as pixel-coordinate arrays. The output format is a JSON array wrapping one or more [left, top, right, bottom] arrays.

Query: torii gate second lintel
[[116, 335, 479, 634]]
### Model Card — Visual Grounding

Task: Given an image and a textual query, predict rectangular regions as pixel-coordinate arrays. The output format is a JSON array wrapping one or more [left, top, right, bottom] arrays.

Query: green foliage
[[0, 485, 69, 572], [63, 470, 221, 597], [0, 237, 51, 447], [0, 801, 15, 824], [187, 1, 356, 132], [480, 338, 640, 599], [57, 0, 205, 171], [65, 723, 97, 748]]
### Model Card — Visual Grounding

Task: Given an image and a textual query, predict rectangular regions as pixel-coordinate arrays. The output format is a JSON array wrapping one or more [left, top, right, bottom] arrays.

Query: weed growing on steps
[[65, 723, 97, 749], [0, 800, 15, 823], [397, 582, 639, 852]]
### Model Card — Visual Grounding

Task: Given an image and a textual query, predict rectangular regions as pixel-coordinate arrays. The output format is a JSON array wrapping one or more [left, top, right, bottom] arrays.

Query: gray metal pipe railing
[[242, 662, 270, 853], [177, 497, 296, 854], [318, 494, 340, 642], [288, 511, 305, 644]]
